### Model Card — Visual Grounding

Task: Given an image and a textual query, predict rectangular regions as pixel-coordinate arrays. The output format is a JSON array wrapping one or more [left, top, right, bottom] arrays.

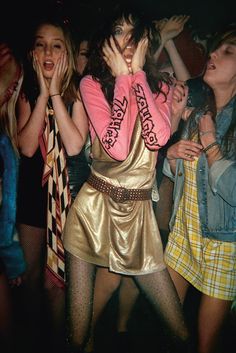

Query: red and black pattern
[[41, 108, 71, 287], [102, 97, 128, 149], [134, 84, 160, 147]]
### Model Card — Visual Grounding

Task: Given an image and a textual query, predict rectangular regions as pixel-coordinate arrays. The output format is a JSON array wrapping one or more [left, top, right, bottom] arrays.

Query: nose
[[124, 32, 132, 45], [210, 49, 218, 59], [45, 45, 52, 55]]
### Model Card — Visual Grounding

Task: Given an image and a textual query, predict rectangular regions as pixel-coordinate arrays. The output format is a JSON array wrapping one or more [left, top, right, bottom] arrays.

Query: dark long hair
[[83, 4, 172, 105], [186, 25, 236, 159]]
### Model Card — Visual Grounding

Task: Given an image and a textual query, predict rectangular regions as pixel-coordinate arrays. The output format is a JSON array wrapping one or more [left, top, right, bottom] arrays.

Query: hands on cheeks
[[131, 36, 148, 74], [32, 52, 50, 98], [49, 51, 68, 96], [102, 36, 148, 77], [102, 37, 130, 77], [32, 50, 68, 97]]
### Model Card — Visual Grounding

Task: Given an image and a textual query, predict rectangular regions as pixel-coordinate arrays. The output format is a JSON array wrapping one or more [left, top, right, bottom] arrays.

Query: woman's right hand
[[102, 36, 130, 77], [167, 139, 203, 161], [33, 52, 49, 99]]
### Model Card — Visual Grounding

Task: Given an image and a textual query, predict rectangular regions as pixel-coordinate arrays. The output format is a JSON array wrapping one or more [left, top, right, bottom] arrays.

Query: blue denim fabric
[[163, 97, 236, 242], [0, 134, 26, 278]]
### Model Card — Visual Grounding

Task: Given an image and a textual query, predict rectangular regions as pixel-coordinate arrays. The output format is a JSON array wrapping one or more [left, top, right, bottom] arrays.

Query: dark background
[[1, 0, 235, 54]]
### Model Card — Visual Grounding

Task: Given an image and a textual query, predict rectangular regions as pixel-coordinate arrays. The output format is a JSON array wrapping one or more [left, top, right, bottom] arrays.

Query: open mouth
[[43, 60, 54, 70]]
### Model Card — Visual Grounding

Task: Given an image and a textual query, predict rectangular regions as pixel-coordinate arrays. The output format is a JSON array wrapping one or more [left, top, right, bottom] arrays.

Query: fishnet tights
[[65, 252, 96, 352], [65, 252, 188, 352], [134, 269, 189, 344]]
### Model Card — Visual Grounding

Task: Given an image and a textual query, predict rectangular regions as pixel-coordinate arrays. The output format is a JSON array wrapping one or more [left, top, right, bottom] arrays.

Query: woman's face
[[204, 41, 236, 89], [112, 18, 136, 72], [76, 40, 89, 75], [33, 24, 66, 80]]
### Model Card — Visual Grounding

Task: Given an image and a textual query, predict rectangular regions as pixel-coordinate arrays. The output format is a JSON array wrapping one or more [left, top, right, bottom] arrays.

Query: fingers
[[173, 81, 188, 103], [169, 15, 190, 25], [168, 140, 203, 161]]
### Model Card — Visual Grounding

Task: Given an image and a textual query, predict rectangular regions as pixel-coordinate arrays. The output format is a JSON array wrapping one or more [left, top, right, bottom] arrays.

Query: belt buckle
[[110, 186, 129, 203]]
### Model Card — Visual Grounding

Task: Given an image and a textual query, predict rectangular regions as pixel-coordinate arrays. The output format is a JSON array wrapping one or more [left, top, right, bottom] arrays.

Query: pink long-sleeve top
[[80, 70, 172, 161]]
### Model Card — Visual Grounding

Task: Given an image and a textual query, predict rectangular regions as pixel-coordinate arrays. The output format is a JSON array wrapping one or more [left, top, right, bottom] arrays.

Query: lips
[[206, 61, 216, 70], [43, 60, 54, 71], [124, 54, 133, 63]]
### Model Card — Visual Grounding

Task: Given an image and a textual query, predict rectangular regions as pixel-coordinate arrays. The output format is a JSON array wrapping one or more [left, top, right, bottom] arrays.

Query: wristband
[[50, 93, 61, 98], [203, 141, 219, 153]]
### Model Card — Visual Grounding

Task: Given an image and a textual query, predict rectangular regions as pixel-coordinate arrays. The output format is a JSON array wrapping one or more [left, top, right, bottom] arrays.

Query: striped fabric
[[165, 153, 236, 300], [41, 106, 71, 287]]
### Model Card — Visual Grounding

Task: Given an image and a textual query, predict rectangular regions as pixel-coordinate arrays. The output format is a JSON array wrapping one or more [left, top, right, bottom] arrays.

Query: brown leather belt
[[87, 173, 152, 203]]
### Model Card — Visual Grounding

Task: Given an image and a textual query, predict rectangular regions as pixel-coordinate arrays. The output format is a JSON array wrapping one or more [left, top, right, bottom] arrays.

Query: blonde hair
[[0, 72, 23, 155]]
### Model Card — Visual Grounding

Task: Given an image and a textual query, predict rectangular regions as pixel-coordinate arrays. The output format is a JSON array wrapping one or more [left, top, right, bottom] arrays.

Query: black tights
[[65, 252, 189, 353]]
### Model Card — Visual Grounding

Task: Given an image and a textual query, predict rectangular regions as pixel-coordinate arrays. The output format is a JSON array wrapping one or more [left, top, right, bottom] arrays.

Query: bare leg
[[198, 294, 232, 353], [17, 224, 47, 352], [85, 267, 122, 352], [134, 268, 189, 351], [167, 265, 190, 304], [117, 276, 139, 332], [65, 251, 96, 352]]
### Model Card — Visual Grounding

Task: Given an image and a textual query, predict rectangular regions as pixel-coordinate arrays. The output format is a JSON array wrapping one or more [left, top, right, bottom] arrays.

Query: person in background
[[0, 42, 25, 353], [63, 4, 189, 353], [163, 24, 236, 353], [16, 17, 89, 353]]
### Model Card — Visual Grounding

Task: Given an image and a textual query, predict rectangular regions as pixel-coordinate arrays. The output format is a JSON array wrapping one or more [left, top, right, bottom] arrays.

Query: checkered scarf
[[40, 106, 71, 287]]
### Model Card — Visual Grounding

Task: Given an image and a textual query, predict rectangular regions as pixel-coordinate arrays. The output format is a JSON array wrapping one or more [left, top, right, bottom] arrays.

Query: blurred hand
[[167, 139, 203, 161], [102, 37, 129, 77], [32, 51, 49, 99], [49, 51, 68, 96], [155, 15, 190, 44], [131, 37, 148, 74]]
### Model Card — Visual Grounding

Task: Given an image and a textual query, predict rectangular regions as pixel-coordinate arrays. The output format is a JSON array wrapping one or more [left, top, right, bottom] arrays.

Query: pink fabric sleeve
[[132, 70, 172, 150], [80, 75, 137, 161]]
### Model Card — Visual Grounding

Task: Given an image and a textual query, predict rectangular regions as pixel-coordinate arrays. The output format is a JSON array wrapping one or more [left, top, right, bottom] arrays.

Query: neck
[[214, 86, 236, 112]]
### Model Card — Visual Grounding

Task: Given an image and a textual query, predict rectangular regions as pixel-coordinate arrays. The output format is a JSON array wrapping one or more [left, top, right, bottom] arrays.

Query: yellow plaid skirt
[[165, 158, 236, 300]]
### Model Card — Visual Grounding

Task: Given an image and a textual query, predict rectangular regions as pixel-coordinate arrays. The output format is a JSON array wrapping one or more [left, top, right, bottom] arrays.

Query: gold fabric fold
[[63, 118, 165, 275]]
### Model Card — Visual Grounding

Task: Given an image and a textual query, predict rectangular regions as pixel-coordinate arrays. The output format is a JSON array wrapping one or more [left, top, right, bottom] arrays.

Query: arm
[[80, 74, 136, 161], [132, 70, 172, 149], [17, 93, 48, 157], [50, 90, 89, 156], [153, 15, 191, 81]]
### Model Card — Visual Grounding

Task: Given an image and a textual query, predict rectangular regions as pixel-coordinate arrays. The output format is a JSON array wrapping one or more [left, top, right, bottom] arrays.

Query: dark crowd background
[[1, 0, 235, 60]]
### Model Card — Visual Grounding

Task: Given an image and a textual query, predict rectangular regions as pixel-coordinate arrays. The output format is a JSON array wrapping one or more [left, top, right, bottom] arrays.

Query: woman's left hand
[[131, 37, 148, 74], [49, 51, 68, 96]]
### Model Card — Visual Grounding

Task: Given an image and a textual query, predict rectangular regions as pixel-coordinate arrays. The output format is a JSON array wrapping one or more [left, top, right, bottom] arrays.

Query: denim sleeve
[[162, 158, 176, 182], [209, 158, 236, 206]]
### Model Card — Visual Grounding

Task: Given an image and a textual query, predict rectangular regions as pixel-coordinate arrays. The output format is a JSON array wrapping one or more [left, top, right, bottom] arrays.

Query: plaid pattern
[[41, 107, 71, 287], [165, 155, 236, 300]]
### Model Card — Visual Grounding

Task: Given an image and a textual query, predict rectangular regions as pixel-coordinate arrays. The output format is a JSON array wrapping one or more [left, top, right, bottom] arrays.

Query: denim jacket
[[163, 97, 236, 242]]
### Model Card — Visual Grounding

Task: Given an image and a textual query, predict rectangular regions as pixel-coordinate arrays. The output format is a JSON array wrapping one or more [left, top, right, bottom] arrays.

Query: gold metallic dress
[[63, 119, 165, 275]]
